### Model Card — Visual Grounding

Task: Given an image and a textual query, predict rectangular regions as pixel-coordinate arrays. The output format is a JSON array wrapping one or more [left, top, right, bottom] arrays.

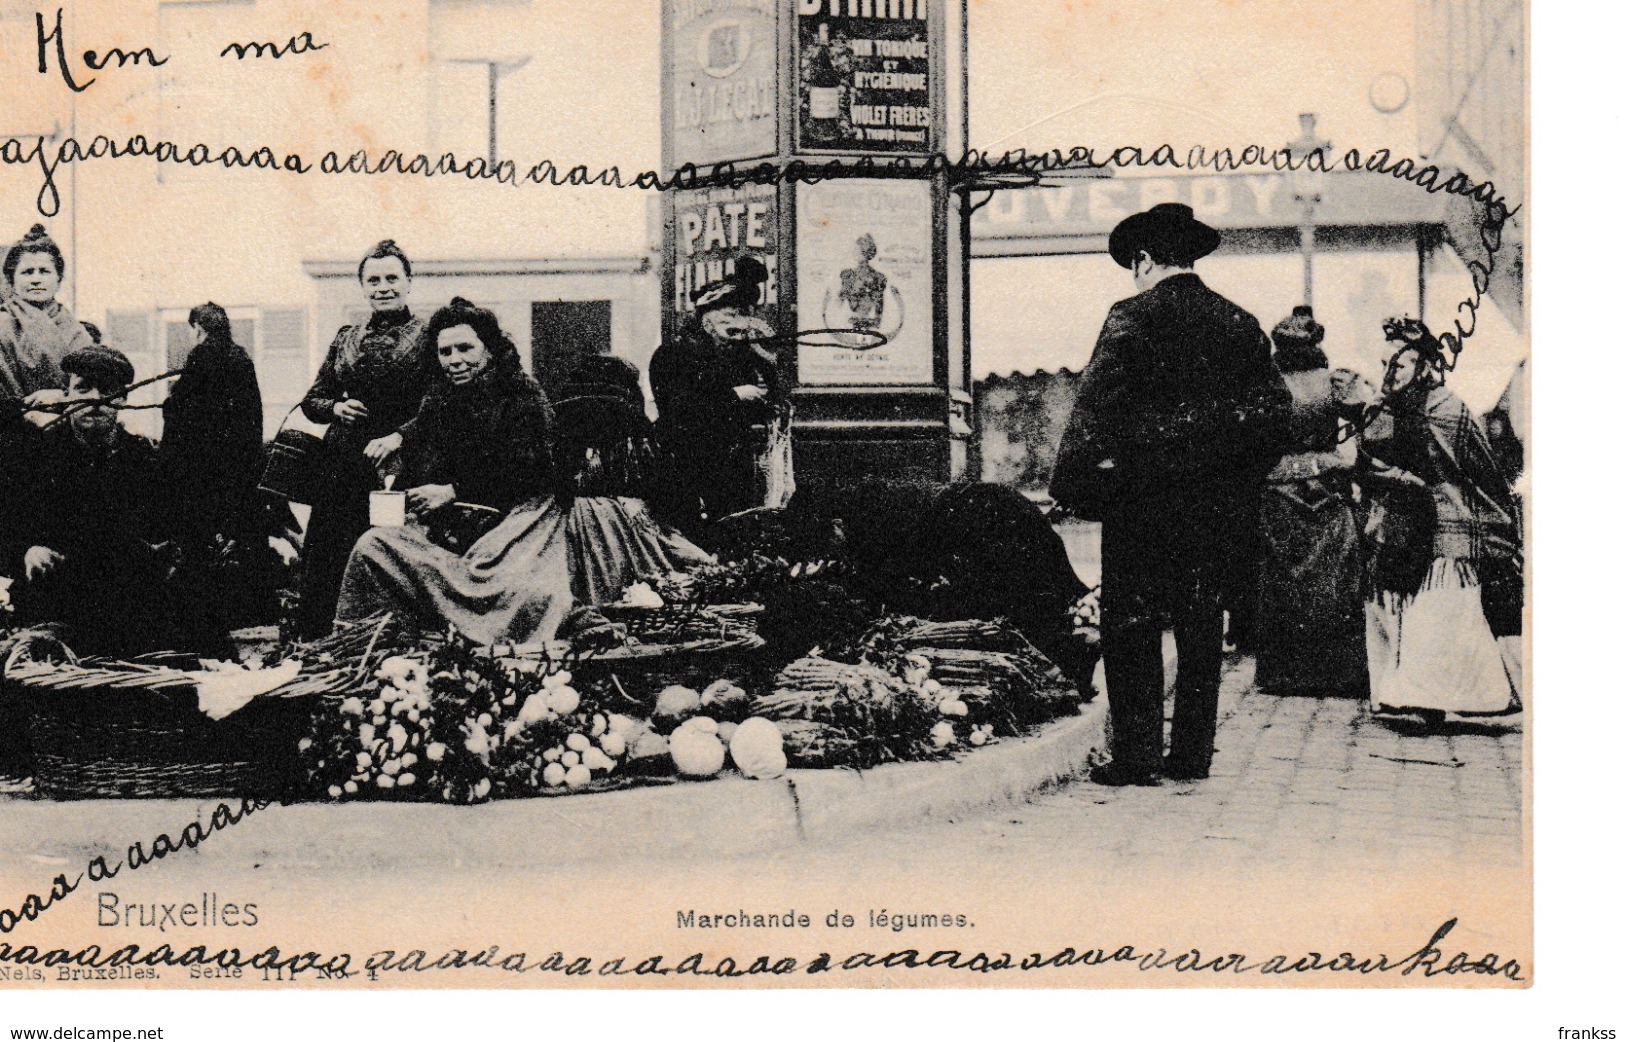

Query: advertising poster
[[797, 178, 933, 384], [665, 0, 779, 168], [669, 182, 781, 325], [795, 0, 934, 153]]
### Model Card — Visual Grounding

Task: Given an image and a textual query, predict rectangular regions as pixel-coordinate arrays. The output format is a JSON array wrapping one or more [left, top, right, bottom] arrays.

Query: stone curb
[[0, 702, 1109, 873]]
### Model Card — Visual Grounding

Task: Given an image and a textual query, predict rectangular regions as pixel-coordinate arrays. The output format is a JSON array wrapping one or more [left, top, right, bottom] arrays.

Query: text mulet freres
[[0, 919, 1521, 982]]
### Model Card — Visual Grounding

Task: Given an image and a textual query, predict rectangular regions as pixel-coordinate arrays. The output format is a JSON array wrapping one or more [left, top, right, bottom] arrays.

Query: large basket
[[595, 603, 763, 641], [569, 633, 769, 711], [6, 658, 323, 800]]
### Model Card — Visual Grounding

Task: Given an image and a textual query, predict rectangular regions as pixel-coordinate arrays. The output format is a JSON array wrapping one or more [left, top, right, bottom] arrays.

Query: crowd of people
[[0, 230, 791, 659], [1050, 203, 1525, 787], [0, 210, 1524, 778], [0, 227, 1082, 678], [0, 226, 268, 657]]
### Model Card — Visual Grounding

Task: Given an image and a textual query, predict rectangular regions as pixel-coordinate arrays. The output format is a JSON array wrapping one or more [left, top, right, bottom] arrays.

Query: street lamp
[[1286, 113, 1332, 308]]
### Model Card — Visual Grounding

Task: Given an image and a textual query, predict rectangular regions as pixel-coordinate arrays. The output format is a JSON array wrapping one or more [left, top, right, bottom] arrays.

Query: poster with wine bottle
[[794, 0, 935, 154]]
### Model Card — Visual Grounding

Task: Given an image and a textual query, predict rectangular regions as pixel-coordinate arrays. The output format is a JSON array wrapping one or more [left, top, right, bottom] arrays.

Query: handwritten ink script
[[0, 919, 1522, 984], [0, 799, 272, 937], [31, 5, 325, 94]]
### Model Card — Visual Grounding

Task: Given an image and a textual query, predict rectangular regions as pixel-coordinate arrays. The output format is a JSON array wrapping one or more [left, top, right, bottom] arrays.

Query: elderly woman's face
[[702, 306, 755, 344], [360, 255, 410, 312], [1383, 347, 1422, 395], [13, 251, 60, 305], [437, 323, 490, 385]]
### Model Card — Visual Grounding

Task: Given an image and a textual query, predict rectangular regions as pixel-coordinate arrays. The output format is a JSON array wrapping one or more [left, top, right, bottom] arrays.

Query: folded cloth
[[189, 657, 302, 721]]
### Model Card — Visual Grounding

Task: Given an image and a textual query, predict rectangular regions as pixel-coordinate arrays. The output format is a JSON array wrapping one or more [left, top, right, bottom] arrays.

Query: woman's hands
[[364, 432, 402, 463], [22, 389, 65, 427], [333, 398, 370, 423], [406, 484, 456, 514], [23, 545, 63, 581]]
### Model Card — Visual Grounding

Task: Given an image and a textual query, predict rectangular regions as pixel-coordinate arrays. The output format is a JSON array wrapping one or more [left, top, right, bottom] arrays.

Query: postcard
[[0, 0, 1531, 1005]]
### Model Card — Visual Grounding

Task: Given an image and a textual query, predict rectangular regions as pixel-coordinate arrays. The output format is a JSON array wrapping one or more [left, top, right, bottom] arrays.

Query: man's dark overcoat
[[1050, 272, 1290, 774], [1052, 273, 1290, 602]]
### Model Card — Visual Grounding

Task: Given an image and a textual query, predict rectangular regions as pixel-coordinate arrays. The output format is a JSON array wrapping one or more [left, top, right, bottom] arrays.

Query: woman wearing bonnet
[[1252, 306, 1370, 697], [1359, 317, 1523, 724], [648, 256, 781, 540]]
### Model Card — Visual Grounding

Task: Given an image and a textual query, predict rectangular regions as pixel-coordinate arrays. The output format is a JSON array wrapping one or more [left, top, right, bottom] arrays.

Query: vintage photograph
[[0, 0, 1537, 1017]]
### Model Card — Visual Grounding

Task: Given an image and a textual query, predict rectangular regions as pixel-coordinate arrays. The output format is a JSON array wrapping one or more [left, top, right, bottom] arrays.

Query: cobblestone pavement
[[717, 654, 1526, 877], [1063, 656, 1526, 870]]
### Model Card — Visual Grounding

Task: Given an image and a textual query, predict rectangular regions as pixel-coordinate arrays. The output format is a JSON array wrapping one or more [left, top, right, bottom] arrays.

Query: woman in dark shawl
[[648, 258, 778, 538], [1252, 307, 1370, 696], [335, 299, 566, 644], [0, 225, 93, 413], [1360, 318, 1522, 722], [159, 302, 270, 632], [0, 225, 95, 564], [295, 240, 432, 636]]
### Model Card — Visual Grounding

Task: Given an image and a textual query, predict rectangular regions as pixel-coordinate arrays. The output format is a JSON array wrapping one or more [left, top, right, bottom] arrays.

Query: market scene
[[0, 0, 1525, 881]]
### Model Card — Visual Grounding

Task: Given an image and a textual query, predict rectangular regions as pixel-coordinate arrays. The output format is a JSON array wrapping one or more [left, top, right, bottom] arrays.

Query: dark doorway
[[531, 300, 612, 397]]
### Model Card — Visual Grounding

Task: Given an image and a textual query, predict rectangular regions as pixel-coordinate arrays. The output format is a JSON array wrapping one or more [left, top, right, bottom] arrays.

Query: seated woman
[[336, 315, 708, 645], [335, 299, 567, 644], [556, 354, 711, 606]]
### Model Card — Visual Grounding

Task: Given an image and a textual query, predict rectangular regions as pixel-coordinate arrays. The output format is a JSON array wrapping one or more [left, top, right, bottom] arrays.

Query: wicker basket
[[6, 658, 327, 800], [569, 633, 769, 711], [596, 603, 763, 641]]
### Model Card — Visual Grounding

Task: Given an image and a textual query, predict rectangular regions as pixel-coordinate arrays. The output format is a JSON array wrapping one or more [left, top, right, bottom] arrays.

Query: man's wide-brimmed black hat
[[1107, 202, 1221, 269]]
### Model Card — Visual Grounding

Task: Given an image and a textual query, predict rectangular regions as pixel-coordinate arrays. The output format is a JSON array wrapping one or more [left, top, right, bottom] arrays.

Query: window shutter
[[258, 308, 310, 440], [104, 310, 163, 439]]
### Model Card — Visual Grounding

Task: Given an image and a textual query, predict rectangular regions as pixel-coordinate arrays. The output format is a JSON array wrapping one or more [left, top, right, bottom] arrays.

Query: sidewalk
[[859, 654, 1526, 874]]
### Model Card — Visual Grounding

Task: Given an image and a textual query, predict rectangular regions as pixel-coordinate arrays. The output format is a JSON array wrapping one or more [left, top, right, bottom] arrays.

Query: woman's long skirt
[[297, 449, 380, 638], [1253, 480, 1367, 696], [335, 496, 712, 646], [1365, 558, 1520, 715]]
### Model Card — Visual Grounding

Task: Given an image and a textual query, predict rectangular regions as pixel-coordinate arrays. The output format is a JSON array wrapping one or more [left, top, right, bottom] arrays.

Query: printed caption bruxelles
[[677, 909, 972, 932]]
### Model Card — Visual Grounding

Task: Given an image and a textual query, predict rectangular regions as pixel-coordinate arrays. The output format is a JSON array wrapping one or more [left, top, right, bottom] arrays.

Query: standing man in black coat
[[1050, 203, 1291, 786]]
